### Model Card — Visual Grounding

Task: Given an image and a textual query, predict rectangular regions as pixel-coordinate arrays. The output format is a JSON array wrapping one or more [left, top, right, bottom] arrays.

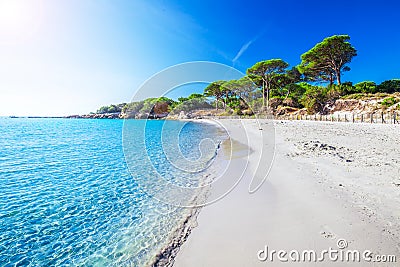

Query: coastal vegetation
[[96, 103, 126, 114], [95, 35, 400, 118]]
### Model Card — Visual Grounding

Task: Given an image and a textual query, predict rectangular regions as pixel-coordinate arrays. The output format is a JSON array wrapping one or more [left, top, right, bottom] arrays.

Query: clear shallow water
[[0, 118, 222, 266]]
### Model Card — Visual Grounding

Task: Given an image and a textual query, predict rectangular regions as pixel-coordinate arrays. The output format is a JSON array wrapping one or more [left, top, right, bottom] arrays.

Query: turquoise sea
[[0, 118, 223, 266]]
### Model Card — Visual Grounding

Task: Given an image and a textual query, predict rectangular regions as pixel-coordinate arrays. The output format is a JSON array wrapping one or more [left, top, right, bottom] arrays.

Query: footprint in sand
[[320, 225, 336, 239]]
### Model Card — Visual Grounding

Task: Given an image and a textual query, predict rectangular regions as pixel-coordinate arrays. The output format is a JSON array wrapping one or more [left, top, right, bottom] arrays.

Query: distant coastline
[[7, 114, 120, 119], [8, 116, 67, 119], [8, 91, 399, 122]]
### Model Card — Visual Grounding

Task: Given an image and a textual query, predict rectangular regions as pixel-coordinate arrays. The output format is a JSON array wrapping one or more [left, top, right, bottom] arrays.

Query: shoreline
[[149, 202, 201, 267], [173, 119, 400, 266], [2, 117, 399, 265], [149, 119, 228, 266]]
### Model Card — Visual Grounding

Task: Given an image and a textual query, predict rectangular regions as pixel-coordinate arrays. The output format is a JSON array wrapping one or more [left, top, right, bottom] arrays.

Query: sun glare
[[0, 0, 42, 44]]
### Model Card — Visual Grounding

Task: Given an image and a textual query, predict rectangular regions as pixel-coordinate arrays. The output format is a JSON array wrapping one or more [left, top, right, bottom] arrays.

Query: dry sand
[[173, 119, 400, 266]]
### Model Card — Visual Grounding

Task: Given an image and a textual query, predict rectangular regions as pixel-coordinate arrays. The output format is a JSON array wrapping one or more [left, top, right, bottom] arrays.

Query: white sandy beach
[[173, 119, 400, 266]]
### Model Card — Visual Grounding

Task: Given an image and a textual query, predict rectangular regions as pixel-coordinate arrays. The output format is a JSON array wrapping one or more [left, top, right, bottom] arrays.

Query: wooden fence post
[[352, 113, 355, 123], [370, 113, 373, 123], [381, 112, 385, 124], [361, 114, 364, 123]]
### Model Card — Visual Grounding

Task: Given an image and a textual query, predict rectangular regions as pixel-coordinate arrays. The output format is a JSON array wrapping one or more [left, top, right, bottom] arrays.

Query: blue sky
[[0, 0, 399, 116]]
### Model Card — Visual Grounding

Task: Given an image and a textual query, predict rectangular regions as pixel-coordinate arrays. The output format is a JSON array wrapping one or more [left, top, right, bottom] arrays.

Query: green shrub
[[341, 92, 390, 100], [327, 84, 358, 96], [248, 98, 264, 113], [219, 111, 232, 116], [287, 83, 307, 104], [300, 85, 328, 113], [341, 93, 366, 100], [123, 101, 145, 114], [170, 97, 213, 114], [377, 79, 400, 93], [233, 108, 243, 115], [97, 104, 124, 114], [354, 81, 377, 93], [227, 98, 241, 110], [381, 97, 399, 108]]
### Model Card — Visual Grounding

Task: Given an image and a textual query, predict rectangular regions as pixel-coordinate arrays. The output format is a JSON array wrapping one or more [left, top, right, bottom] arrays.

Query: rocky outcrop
[[327, 99, 380, 114], [65, 112, 122, 119], [178, 111, 189, 119], [66, 111, 172, 120], [325, 93, 400, 115], [275, 93, 400, 118], [275, 106, 300, 116]]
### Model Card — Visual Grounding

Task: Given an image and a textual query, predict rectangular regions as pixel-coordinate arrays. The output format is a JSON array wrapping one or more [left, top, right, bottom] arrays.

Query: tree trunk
[[285, 88, 290, 100], [329, 73, 334, 85], [215, 97, 219, 110], [262, 80, 266, 111], [336, 74, 341, 85], [266, 89, 269, 112], [335, 68, 341, 85]]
